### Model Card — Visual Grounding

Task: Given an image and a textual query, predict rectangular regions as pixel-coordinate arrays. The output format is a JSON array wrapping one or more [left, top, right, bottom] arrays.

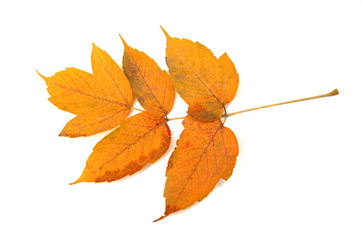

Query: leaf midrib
[[174, 44, 223, 106], [98, 118, 167, 169], [50, 80, 129, 108], [93, 47, 129, 105], [171, 125, 224, 205], [125, 49, 167, 115]]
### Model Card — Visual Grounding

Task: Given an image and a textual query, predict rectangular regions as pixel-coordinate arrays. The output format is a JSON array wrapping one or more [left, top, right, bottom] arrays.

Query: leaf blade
[[157, 116, 239, 220], [121, 36, 174, 116], [71, 112, 171, 184], [38, 44, 133, 137], [162, 28, 239, 122]]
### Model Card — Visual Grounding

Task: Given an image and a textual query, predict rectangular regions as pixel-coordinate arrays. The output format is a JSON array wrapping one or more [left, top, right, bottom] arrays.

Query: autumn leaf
[[161, 27, 239, 122], [121, 35, 174, 116], [71, 112, 171, 184], [155, 116, 239, 221], [39, 29, 339, 222], [37, 44, 133, 137]]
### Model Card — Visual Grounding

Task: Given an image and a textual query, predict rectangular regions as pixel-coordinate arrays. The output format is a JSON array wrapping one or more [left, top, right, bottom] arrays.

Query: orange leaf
[[121, 35, 174, 117], [155, 116, 238, 221], [162, 27, 239, 122], [71, 112, 171, 184], [38, 44, 133, 137]]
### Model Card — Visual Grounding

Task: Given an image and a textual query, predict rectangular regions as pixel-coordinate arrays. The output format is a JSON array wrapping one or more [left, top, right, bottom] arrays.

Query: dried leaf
[[121, 36, 174, 116], [161, 27, 239, 122], [155, 116, 239, 221], [71, 112, 171, 184], [39, 30, 255, 221], [38, 44, 133, 137]]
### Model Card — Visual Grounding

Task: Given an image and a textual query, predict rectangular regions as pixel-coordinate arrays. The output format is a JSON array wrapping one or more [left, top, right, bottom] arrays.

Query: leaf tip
[[160, 26, 170, 39], [59, 129, 73, 137], [91, 43, 100, 52], [69, 180, 80, 185], [36, 70, 45, 79], [59, 127, 83, 138], [70, 175, 84, 185], [119, 34, 128, 47], [59, 131, 66, 137], [153, 215, 167, 222]]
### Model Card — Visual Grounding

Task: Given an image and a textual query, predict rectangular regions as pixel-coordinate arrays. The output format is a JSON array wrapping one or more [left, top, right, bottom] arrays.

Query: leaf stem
[[225, 89, 339, 117], [167, 116, 186, 121], [166, 89, 339, 121], [130, 107, 145, 112]]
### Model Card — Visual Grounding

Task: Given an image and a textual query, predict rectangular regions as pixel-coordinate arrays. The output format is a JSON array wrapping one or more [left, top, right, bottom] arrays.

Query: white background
[[1, 0, 360, 239]]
